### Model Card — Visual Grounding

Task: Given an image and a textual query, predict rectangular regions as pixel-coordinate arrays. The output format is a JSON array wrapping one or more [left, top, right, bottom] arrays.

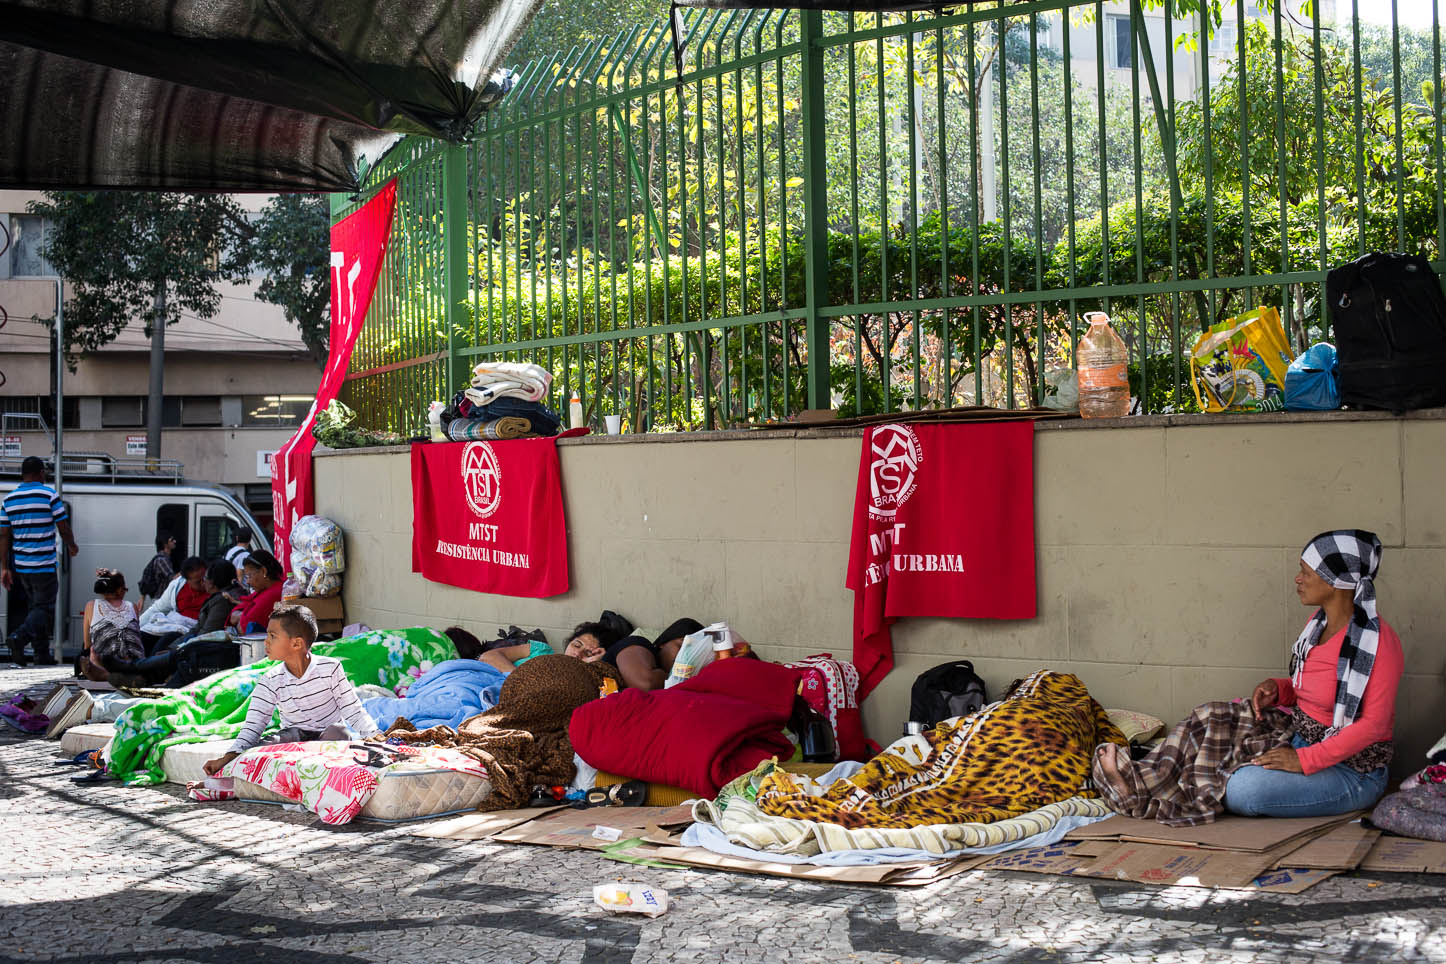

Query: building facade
[[0, 190, 321, 535]]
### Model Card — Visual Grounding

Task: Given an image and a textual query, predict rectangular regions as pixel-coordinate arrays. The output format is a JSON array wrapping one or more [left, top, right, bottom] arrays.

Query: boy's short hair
[[269, 603, 318, 645]]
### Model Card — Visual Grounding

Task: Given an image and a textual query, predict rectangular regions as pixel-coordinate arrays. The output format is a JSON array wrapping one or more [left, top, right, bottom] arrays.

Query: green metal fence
[[339, 0, 1446, 434]]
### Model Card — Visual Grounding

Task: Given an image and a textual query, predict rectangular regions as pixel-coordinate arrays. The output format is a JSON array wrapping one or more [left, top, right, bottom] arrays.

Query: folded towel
[[446, 416, 536, 441], [469, 361, 552, 402]]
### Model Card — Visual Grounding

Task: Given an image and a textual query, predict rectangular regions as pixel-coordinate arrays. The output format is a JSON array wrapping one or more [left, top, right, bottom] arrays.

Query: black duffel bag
[[165, 637, 242, 687], [1326, 252, 1446, 412]]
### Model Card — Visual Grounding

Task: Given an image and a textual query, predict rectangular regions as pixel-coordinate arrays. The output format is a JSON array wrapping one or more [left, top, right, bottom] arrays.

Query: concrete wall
[[314, 412, 1446, 776]]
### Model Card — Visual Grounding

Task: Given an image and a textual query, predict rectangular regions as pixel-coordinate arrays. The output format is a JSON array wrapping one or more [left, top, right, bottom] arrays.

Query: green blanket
[[108, 627, 454, 786]]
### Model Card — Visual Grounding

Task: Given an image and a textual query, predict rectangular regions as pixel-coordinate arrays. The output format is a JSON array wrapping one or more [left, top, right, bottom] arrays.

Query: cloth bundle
[[362, 658, 508, 731], [570, 658, 801, 798], [383, 654, 618, 809], [441, 388, 561, 440], [467, 361, 552, 404]]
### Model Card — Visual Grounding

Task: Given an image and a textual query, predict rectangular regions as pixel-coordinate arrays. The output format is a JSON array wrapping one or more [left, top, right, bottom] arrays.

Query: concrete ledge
[[314, 405, 1446, 456]]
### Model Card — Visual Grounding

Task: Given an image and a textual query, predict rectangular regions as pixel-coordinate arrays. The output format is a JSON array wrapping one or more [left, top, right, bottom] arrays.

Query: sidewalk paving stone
[[1, 664, 1443, 963]]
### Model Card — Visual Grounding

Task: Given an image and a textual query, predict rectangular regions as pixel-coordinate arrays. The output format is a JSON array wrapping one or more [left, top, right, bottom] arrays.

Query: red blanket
[[569, 659, 801, 798], [848, 421, 1037, 700]]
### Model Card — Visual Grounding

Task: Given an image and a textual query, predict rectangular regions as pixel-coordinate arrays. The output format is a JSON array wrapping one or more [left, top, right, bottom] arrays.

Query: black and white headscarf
[[1289, 529, 1383, 734]]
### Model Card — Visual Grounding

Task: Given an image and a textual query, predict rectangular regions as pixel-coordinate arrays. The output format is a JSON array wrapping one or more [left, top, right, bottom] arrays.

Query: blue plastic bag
[[1285, 342, 1340, 411]]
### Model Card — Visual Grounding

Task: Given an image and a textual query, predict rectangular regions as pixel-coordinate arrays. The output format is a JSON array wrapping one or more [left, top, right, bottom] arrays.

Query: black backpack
[[165, 638, 242, 687], [908, 660, 988, 730], [1326, 252, 1446, 412]]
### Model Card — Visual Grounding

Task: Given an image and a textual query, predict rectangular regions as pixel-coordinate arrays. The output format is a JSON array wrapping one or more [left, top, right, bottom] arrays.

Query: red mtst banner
[[270, 180, 398, 566], [846, 421, 1037, 700], [411, 438, 570, 598]]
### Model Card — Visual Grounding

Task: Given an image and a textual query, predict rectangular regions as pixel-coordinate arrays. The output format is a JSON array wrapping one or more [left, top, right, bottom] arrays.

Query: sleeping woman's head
[[563, 621, 609, 662], [652, 618, 703, 670], [444, 626, 485, 661]]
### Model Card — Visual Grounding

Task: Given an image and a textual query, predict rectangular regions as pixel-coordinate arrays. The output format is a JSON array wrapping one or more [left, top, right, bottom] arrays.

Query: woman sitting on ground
[[602, 618, 703, 691], [109, 560, 245, 685], [79, 569, 144, 682], [446, 626, 551, 675], [1094, 530, 1403, 825], [228, 550, 285, 634], [139, 556, 211, 653]]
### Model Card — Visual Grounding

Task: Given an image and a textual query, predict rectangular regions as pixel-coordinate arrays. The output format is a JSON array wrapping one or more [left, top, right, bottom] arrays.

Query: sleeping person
[[600, 618, 703, 691]]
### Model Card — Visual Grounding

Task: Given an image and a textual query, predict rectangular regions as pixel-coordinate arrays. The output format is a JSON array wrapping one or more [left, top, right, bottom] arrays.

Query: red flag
[[271, 181, 398, 565], [411, 438, 570, 598], [846, 421, 1037, 700]]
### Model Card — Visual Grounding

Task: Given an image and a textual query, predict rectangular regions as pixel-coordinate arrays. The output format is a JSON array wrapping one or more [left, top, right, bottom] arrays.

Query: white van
[[1, 476, 266, 660]]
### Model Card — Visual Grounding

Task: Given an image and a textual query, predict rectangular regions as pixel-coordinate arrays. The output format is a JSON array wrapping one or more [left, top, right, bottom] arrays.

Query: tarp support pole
[[800, 9, 830, 412], [444, 142, 472, 394]]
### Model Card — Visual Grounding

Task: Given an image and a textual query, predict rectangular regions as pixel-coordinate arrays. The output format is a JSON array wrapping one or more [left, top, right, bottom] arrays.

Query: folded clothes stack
[[440, 362, 562, 440]]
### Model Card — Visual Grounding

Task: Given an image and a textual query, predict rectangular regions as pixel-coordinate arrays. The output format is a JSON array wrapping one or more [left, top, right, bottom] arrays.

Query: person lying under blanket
[[750, 670, 1125, 829], [445, 626, 551, 674], [1093, 529, 1403, 826]]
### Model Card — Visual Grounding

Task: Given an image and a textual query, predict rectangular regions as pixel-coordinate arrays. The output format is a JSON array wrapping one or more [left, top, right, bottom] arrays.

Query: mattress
[[161, 740, 237, 785], [60, 723, 116, 756], [236, 762, 492, 822]]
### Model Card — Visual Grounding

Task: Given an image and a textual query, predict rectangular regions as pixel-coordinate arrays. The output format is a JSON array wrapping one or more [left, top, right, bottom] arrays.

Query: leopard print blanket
[[755, 670, 1125, 829]]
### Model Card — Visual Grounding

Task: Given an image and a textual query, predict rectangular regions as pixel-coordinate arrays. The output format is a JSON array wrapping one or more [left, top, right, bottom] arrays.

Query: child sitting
[[203, 604, 379, 776]]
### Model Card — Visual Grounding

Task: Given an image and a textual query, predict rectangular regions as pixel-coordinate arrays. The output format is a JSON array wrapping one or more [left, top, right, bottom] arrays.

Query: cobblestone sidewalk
[[1, 666, 1443, 964]]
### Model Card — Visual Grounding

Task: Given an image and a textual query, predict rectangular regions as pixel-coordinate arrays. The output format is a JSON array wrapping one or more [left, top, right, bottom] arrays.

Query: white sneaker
[[45, 691, 93, 740], [37, 684, 75, 720]]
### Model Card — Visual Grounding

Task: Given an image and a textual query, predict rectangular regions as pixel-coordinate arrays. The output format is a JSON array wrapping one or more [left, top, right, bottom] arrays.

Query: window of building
[[181, 396, 222, 427], [6, 215, 56, 278], [101, 396, 145, 428], [0, 396, 76, 431], [1110, 14, 1133, 70], [1208, 20, 1238, 53], [242, 394, 312, 427]]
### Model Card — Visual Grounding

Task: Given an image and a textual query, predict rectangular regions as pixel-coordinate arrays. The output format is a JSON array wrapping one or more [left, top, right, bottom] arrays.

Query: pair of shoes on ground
[[584, 779, 647, 808], [44, 690, 95, 739]]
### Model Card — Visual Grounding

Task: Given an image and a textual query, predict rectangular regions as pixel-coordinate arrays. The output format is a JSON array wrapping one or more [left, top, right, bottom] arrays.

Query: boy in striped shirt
[[1, 457, 79, 665], [203, 604, 379, 776]]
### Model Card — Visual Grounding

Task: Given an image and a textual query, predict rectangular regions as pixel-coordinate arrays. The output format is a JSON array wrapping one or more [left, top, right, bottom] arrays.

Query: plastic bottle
[[569, 391, 584, 430], [426, 401, 447, 442], [1076, 311, 1130, 418]]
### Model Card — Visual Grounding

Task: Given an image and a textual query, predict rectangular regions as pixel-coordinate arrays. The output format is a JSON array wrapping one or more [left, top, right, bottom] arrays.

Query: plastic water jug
[[1077, 312, 1130, 418]]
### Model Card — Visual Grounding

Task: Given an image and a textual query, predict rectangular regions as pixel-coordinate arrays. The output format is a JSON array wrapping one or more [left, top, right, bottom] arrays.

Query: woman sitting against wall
[[1093, 530, 1403, 825], [228, 550, 285, 634]]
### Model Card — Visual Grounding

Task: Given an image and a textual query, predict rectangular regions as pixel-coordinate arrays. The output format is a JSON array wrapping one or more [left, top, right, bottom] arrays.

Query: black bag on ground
[[1326, 252, 1446, 412], [165, 638, 242, 687], [908, 660, 988, 730]]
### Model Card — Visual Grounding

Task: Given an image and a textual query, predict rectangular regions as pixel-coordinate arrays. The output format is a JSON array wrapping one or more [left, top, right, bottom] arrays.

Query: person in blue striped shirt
[[1, 457, 79, 665]]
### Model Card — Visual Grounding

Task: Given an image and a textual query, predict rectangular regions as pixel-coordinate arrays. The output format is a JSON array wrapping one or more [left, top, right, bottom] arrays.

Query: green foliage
[[28, 192, 250, 361], [313, 399, 403, 449], [243, 195, 331, 367]]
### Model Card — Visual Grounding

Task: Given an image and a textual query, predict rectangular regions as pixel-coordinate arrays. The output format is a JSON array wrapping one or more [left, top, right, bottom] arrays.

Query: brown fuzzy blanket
[[384, 654, 620, 809]]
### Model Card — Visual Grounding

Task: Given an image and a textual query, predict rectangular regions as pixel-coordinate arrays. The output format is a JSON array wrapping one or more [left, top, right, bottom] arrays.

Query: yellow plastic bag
[[1189, 306, 1293, 413]]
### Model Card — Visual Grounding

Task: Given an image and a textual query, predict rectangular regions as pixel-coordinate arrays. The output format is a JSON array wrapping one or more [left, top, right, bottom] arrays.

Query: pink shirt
[[1271, 617, 1403, 774]]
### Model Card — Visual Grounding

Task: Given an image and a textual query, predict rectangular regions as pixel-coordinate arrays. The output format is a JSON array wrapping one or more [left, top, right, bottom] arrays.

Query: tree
[[243, 194, 331, 367], [30, 192, 250, 459]]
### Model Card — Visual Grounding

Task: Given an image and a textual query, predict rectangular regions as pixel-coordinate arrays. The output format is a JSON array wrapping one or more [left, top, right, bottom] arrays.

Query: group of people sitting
[[79, 537, 290, 688]]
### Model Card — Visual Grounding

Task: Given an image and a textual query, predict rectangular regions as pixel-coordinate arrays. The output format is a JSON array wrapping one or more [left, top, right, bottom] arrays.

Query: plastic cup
[[604, 414, 621, 435]]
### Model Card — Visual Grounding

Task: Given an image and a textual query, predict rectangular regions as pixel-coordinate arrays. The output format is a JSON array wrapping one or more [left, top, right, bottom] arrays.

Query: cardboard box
[[1359, 837, 1446, 874], [1272, 821, 1379, 871], [290, 592, 344, 621], [1067, 811, 1358, 853], [491, 804, 695, 851]]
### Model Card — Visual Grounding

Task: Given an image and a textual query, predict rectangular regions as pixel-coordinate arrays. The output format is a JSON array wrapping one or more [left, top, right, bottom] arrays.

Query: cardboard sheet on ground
[[622, 844, 991, 886], [491, 805, 695, 850], [985, 840, 1335, 892], [1359, 836, 1446, 873], [1066, 811, 1358, 852], [1271, 821, 1380, 870], [409, 806, 564, 841]]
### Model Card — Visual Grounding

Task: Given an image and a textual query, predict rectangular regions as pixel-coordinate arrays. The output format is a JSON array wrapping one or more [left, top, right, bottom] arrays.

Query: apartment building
[[0, 190, 321, 533]]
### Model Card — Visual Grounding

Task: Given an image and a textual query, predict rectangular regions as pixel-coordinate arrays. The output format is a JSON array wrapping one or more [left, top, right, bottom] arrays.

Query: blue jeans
[[1224, 735, 1388, 817], [8, 570, 58, 655]]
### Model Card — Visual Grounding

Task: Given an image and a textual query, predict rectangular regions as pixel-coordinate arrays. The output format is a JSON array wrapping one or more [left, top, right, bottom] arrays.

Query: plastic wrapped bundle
[[289, 514, 346, 599]]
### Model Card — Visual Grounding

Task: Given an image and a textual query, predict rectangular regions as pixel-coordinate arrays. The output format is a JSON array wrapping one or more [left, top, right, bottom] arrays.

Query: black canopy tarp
[[0, 0, 538, 193]]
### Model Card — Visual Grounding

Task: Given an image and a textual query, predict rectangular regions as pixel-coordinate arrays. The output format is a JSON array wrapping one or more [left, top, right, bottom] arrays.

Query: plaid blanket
[[1091, 699, 1294, 827]]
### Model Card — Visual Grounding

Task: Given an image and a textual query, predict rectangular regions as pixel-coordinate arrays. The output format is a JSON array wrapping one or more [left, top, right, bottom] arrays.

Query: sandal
[[585, 779, 647, 808]]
